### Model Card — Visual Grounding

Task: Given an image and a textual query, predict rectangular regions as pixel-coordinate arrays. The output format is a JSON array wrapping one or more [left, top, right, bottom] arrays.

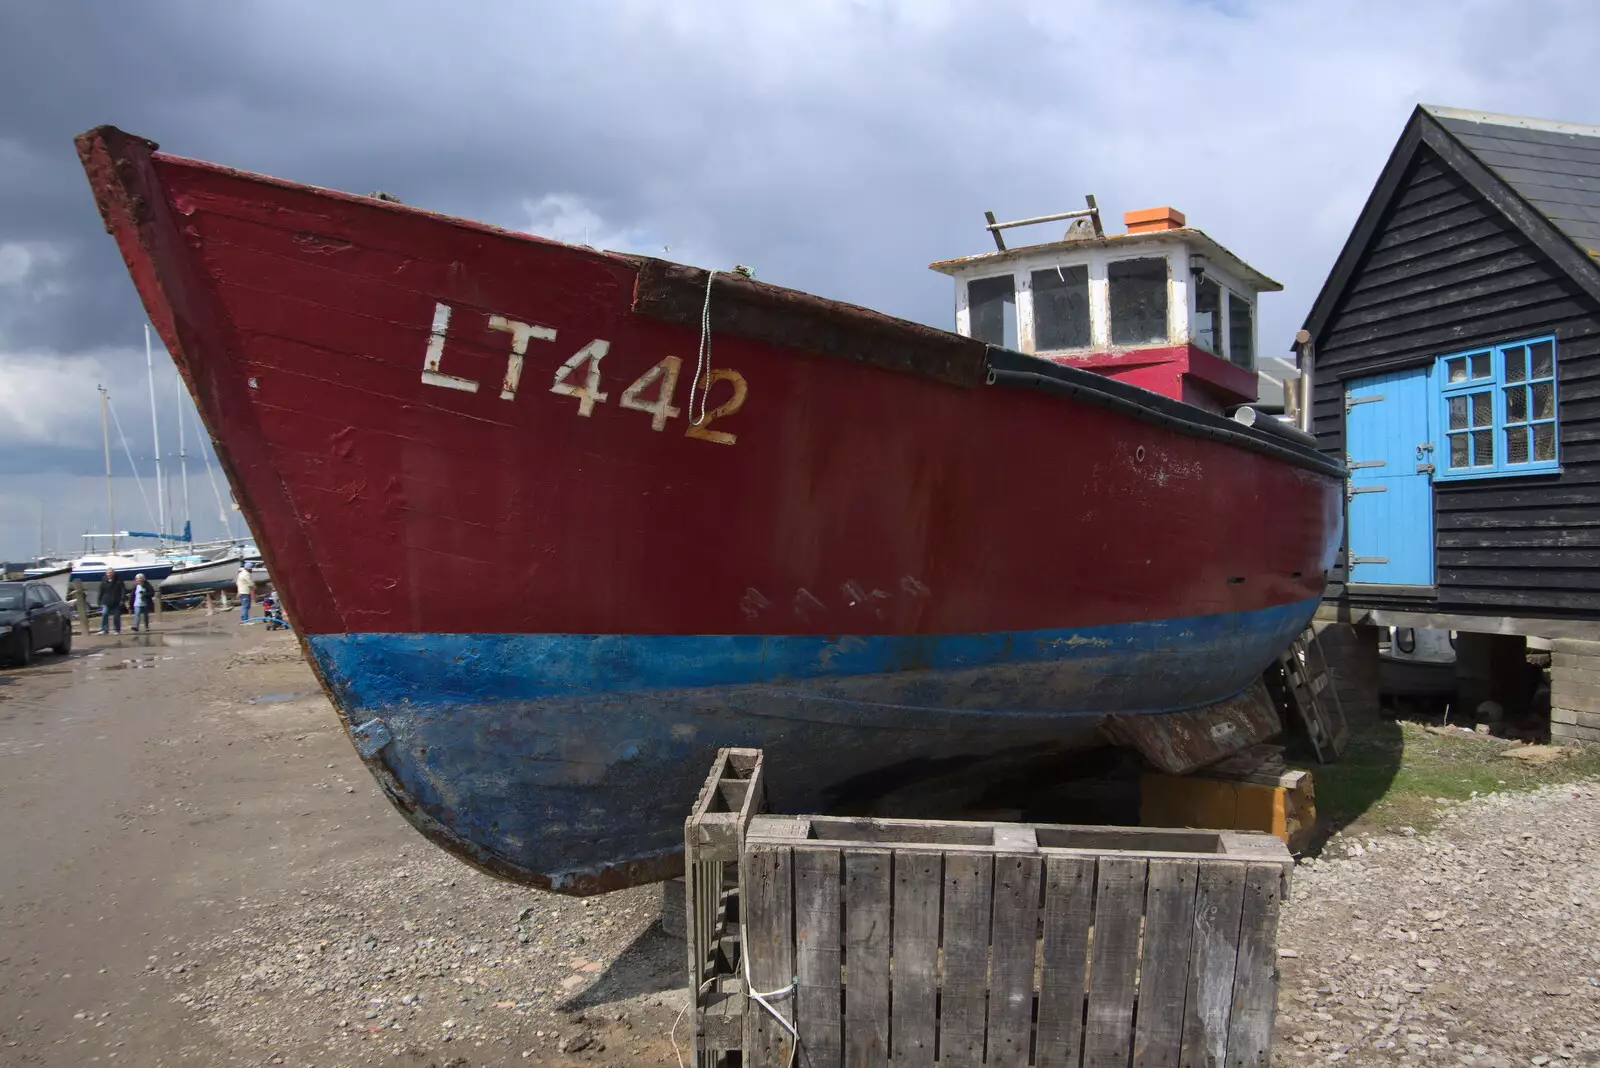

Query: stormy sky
[[2, 0, 1598, 561]]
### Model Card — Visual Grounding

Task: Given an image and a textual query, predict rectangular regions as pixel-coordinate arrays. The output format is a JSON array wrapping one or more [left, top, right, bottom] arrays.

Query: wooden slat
[[889, 851, 941, 1065], [938, 853, 994, 1068], [1084, 857, 1148, 1066], [1179, 860, 1247, 1067], [793, 848, 842, 1068], [1224, 865, 1286, 1066], [1034, 854, 1095, 1068], [844, 850, 892, 1068], [987, 853, 1043, 1068], [743, 846, 795, 1068], [1133, 859, 1200, 1067]]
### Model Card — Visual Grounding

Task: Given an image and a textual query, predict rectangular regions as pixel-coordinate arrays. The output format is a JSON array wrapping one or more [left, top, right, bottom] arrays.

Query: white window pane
[[968, 275, 1016, 348], [1031, 266, 1090, 350], [1227, 292, 1254, 369], [1108, 257, 1168, 345]]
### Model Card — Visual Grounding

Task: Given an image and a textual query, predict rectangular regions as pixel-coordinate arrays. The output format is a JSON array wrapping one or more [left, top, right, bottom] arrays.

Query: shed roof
[[1424, 105, 1600, 263], [1299, 104, 1600, 348]]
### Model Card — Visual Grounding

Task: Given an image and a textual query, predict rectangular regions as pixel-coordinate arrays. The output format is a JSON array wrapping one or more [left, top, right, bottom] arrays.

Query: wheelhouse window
[[1108, 257, 1168, 346], [1193, 275, 1221, 355], [968, 275, 1017, 348], [1437, 336, 1558, 480], [1031, 265, 1090, 350], [1226, 291, 1254, 370]]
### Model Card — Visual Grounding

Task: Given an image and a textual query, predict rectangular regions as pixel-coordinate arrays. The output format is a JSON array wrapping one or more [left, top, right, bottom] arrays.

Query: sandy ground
[[0, 616, 686, 1067], [2, 612, 1597, 1067]]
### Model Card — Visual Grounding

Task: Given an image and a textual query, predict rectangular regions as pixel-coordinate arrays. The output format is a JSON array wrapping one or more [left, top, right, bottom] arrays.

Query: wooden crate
[[739, 814, 1292, 1068], [683, 747, 767, 1066]]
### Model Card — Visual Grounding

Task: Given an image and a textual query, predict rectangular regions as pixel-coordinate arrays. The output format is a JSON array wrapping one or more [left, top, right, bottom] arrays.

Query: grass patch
[[1291, 720, 1600, 839]]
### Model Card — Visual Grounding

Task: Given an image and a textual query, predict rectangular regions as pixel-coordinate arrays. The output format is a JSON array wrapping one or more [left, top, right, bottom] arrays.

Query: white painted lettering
[[550, 340, 610, 417], [619, 356, 683, 431], [420, 302, 479, 393], [488, 315, 556, 400]]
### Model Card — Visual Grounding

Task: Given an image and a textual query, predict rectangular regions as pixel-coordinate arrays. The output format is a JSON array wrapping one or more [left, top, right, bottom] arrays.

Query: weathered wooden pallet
[[684, 753, 1295, 1068], [684, 747, 767, 1067], [1278, 628, 1350, 762]]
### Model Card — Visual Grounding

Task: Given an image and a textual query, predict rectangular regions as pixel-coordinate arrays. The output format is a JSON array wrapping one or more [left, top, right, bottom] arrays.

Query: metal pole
[[146, 324, 166, 543], [100, 385, 116, 552], [177, 370, 191, 540], [1294, 329, 1315, 435]]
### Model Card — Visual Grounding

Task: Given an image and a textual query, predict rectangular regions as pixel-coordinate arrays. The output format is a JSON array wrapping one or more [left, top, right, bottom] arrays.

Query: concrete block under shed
[[1551, 720, 1600, 744]]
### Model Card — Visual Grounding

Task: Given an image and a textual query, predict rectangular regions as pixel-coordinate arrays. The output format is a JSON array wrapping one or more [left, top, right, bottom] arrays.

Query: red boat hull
[[77, 127, 1344, 892]]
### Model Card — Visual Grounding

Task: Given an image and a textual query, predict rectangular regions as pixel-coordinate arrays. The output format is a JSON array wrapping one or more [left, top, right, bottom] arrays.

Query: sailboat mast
[[177, 372, 191, 540], [146, 324, 166, 543], [100, 385, 116, 553]]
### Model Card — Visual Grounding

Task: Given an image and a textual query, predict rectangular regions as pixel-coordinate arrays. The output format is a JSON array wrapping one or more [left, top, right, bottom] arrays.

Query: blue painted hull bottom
[[307, 598, 1317, 893]]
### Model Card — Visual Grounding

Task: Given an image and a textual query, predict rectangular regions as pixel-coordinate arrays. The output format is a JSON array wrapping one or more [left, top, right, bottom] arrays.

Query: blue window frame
[[1435, 335, 1558, 480]]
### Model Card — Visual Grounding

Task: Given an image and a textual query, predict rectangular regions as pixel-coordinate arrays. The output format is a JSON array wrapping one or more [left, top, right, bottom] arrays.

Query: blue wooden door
[[1345, 367, 1435, 586]]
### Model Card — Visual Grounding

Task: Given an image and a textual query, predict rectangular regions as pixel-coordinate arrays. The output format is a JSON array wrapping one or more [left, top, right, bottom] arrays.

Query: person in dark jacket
[[98, 568, 126, 635], [130, 573, 155, 632]]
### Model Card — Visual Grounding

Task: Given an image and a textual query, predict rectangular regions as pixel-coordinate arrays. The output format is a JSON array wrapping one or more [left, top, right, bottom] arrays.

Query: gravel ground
[[165, 850, 687, 1066], [1275, 782, 1600, 1065]]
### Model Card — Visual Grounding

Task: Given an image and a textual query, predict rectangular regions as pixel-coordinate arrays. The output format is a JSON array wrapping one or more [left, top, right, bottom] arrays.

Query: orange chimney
[[1123, 206, 1186, 234]]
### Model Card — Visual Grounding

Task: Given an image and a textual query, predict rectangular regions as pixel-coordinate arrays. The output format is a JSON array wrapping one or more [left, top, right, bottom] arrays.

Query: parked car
[[0, 580, 75, 666]]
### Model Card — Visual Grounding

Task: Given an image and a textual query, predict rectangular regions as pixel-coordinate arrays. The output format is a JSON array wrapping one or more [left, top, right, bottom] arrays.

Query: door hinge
[[1349, 555, 1390, 565], [1347, 484, 1388, 500], [1347, 459, 1386, 469], [1346, 393, 1384, 413]]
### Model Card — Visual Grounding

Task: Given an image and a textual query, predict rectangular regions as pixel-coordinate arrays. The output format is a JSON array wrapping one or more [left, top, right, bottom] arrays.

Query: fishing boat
[[77, 126, 1342, 895]]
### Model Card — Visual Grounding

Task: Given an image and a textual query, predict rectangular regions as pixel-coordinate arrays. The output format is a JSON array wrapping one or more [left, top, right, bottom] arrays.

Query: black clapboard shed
[[1301, 104, 1600, 646]]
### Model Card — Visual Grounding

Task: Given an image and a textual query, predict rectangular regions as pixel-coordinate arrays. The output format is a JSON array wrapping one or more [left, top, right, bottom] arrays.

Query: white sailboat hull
[[159, 554, 244, 595]]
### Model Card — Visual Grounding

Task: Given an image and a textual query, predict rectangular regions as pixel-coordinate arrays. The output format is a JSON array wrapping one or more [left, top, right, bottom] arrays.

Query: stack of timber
[[1141, 743, 1317, 854], [1550, 639, 1600, 744], [683, 748, 1295, 1067], [1277, 628, 1350, 762]]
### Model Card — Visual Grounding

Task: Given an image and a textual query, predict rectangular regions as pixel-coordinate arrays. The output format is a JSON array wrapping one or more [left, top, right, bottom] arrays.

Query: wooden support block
[[1140, 770, 1316, 854]]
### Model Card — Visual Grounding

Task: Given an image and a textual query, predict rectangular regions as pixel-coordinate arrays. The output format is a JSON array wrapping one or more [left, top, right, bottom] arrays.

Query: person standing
[[98, 567, 126, 635], [130, 573, 155, 632], [236, 564, 255, 623]]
